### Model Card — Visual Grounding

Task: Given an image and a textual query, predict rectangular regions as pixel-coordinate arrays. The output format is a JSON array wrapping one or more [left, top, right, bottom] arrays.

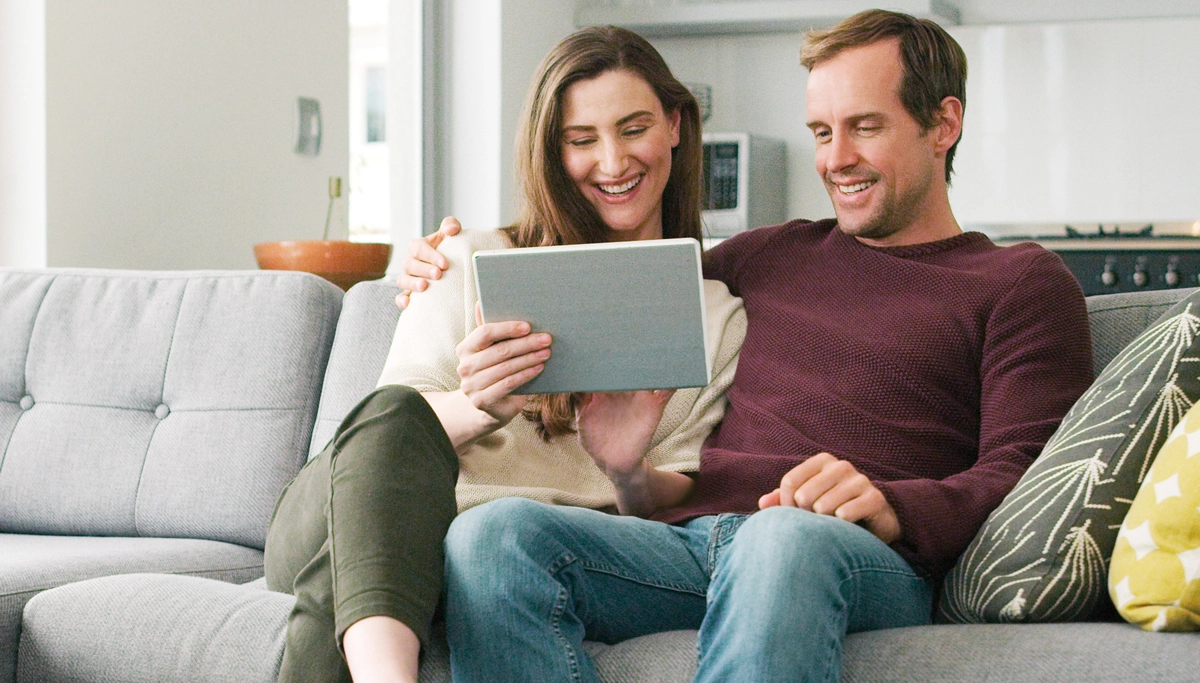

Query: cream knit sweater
[[377, 229, 746, 512]]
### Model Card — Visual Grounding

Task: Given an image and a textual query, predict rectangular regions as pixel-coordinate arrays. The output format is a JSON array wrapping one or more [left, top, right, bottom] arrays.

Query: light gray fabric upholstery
[[3, 536, 264, 683], [1085, 287, 1195, 377], [18, 574, 288, 683], [841, 623, 1200, 682], [0, 269, 341, 548], [15, 284, 1200, 682], [308, 279, 401, 458], [23, 575, 1199, 683]]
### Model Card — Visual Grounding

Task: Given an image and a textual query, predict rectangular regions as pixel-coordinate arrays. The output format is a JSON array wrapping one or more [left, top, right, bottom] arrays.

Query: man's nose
[[825, 132, 859, 172]]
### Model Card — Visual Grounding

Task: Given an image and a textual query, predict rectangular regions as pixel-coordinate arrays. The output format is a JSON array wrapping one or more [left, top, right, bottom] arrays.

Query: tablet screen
[[473, 238, 710, 394]]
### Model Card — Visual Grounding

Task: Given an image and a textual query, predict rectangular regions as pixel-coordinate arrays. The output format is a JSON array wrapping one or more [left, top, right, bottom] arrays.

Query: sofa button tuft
[[19, 396, 33, 410], [155, 404, 170, 419]]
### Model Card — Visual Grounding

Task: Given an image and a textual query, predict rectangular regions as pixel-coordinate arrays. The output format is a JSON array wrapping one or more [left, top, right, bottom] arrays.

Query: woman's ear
[[669, 108, 682, 148]]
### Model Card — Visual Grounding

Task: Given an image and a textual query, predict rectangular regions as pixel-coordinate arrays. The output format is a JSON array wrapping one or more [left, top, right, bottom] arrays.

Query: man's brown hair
[[801, 9, 967, 182], [506, 25, 704, 439]]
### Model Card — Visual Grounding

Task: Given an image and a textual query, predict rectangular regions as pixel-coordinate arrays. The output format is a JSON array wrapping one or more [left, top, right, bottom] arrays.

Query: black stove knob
[[1166, 264, 1180, 287], [1133, 266, 1148, 287], [1102, 263, 1118, 287]]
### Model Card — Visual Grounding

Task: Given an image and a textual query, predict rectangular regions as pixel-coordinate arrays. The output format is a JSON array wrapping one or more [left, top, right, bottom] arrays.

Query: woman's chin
[[605, 223, 661, 241]]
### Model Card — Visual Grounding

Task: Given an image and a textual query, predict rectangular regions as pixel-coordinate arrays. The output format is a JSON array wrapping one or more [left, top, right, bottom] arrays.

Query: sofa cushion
[[1109, 399, 1200, 631], [309, 279, 401, 458], [942, 287, 1200, 623], [2, 535, 263, 683], [0, 269, 341, 548], [20, 573, 1200, 683]]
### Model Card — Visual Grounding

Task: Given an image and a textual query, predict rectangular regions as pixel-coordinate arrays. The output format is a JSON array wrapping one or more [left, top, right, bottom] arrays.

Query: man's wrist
[[605, 459, 651, 488]]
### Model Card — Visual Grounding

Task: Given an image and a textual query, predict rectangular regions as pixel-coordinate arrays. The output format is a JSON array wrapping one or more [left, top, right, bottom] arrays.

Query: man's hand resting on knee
[[758, 452, 901, 544]]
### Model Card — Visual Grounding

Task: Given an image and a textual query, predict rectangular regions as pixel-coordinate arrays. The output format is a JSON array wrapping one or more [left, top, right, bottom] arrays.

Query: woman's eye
[[566, 138, 595, 147], [622, 126, 647, 137]]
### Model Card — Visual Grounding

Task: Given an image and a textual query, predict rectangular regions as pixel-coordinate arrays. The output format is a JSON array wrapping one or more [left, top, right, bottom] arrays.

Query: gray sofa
[[4, 267, 1199, 682]]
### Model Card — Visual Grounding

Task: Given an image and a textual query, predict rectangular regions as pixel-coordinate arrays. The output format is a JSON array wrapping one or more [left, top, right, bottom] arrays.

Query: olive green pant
[[264, 385, 459, 683]]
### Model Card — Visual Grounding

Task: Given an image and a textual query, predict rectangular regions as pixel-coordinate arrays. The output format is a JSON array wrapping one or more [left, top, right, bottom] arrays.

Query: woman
[[262, 25, 745, 683]]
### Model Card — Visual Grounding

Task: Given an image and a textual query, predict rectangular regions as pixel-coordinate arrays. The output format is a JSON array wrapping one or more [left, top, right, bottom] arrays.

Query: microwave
[[701, 132, 787, 238]]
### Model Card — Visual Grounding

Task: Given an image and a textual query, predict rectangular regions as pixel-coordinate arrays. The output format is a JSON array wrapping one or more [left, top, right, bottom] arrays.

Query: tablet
[[472, 238, 710, 394]]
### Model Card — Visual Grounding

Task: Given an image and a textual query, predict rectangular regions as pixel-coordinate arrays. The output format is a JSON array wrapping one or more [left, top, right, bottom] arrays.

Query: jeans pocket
[[706, 513, 749, 576]]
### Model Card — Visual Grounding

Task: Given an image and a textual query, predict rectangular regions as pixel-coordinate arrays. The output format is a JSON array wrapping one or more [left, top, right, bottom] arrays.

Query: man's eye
[[857, 126, 880, 134], [813, 130, 831, 142]]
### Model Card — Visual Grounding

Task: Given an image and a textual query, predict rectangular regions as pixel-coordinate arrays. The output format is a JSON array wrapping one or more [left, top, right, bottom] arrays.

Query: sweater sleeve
[[876, 251, 1094, 578], [376, 232, 495, 391]]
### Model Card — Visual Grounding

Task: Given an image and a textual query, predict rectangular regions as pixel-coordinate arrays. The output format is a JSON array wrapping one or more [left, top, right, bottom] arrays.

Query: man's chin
[[834, 213, 897, 241]]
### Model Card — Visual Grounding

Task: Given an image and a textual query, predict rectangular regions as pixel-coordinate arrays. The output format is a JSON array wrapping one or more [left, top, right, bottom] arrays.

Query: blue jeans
[[443, 498, 933, 683]]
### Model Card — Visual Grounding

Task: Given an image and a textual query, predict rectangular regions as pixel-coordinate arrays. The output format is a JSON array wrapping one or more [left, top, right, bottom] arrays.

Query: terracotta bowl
[[254, 240, 393, 291]]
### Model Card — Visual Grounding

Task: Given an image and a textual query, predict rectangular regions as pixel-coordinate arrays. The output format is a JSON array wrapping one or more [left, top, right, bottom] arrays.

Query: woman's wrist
[[421, 390, 503, 453]]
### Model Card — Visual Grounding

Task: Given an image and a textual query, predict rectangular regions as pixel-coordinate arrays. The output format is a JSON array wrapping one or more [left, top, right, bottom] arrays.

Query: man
[[399, 10, 1093, 682]]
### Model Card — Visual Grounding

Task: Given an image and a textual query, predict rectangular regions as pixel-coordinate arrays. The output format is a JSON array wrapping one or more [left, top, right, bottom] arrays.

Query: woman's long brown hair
[[504, 26, 704, 439]]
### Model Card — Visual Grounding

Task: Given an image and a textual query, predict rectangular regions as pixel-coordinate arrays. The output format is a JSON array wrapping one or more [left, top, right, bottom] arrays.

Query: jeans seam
[[550, 543, 706, 596], [546, 552, 586, 683]]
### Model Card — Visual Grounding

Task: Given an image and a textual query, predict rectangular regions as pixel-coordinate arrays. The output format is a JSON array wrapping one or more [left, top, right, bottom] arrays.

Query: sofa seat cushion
[[20, 573, 1200, 683], [2, 534, 262, 683]]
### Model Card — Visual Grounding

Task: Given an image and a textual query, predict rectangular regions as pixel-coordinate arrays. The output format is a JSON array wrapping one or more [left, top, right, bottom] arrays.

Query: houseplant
[[254, 176, 392, 291]]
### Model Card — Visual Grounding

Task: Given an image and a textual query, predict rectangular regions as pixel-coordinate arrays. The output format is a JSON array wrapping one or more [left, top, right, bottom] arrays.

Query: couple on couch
[[264, 10, 1094, 683]]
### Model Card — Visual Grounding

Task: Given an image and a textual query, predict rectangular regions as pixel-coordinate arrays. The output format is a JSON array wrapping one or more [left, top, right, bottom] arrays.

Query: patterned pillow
[[1108, 401, 1200, 631], [940, 290, 1200, 623]]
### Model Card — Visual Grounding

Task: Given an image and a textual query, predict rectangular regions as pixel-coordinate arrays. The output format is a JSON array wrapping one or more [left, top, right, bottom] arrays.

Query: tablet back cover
[[473, 238, 709, 394]]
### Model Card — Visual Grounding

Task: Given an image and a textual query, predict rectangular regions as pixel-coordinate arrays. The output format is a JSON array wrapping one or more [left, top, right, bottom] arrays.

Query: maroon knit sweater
[[654, 219, 1094, 579]]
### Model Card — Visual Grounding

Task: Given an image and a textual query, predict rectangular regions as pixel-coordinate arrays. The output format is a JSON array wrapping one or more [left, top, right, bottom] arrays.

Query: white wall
[[498, 0, 578, 225], [648, 15, 1200, 227], [0, 0, 48, 267], [948, 18, 1200, 226], [649, 32, 826, 222], [437, 0, 576, 232], [45, 0, 348, 270]]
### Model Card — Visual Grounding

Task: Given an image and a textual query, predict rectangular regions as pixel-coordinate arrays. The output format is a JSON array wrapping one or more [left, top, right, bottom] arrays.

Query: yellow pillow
[[1108, 401, 1200, 631]]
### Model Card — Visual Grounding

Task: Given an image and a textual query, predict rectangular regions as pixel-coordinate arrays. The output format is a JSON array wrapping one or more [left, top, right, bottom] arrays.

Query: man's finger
[[395, 272, 427, 293], [758, 489, 781, 509], [777, 453, 833, 509], [807, 472, 869, 517], [407, 239, 448, 274], [438, 215, 463, 237], [792, 459, 857, 511]]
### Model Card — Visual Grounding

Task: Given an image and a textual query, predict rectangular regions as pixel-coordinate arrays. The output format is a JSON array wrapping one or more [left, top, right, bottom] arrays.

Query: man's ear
[[933, 96, 964, 154]]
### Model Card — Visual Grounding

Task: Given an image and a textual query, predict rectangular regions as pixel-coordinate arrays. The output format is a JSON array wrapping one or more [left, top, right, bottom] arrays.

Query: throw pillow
[[1108, 401, 1200, 631], [940, 289, 1200, 623]]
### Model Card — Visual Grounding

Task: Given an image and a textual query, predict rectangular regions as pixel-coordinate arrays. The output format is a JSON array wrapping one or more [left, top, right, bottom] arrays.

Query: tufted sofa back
[[0, 269, 341, 549]]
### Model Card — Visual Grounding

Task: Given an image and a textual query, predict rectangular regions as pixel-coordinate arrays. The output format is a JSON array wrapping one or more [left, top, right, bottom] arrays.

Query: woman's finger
[[460, 346, 551, 394]]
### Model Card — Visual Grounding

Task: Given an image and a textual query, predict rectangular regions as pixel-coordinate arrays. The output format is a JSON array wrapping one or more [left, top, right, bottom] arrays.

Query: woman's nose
[[597, 138, 629, 177]]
